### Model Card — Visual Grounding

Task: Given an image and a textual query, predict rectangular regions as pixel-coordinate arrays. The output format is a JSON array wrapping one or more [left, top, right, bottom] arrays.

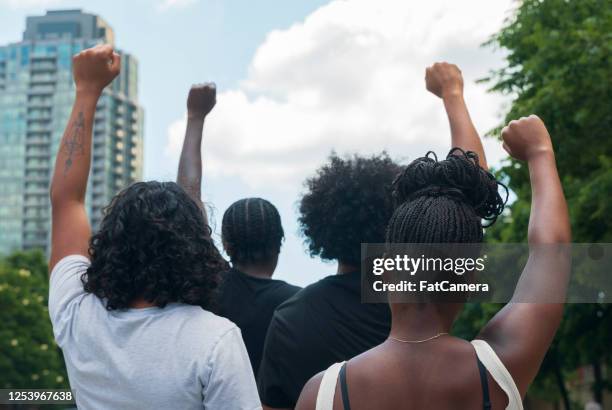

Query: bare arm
[[49, 45, 120, 272], [176, 83, 216, 226], [425, 62, 488, 169], [479, 115, 571, 396]]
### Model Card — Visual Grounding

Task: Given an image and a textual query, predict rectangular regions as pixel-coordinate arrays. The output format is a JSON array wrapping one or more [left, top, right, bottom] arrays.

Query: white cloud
[[156, 0, 197, 12], [165, 0, 515, 188]]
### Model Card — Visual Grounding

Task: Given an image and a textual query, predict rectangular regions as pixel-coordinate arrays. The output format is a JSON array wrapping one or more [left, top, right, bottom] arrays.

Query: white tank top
[[315, 339, 523, 410]]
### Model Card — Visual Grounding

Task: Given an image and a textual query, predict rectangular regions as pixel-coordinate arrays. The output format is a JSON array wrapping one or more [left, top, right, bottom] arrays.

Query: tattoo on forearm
[[62, 111, 85, 175]]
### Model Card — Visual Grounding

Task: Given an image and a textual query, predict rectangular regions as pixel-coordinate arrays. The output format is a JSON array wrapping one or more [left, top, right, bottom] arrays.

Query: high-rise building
[[0, 9, 143, 255]]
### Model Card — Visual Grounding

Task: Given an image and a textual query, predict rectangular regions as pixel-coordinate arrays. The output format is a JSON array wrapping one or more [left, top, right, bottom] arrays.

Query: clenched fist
[[72, 44, 120, 95], [187, 83, 216, 119], [501, 115, 553, 162], [425, 62, 463, 99], [425, 63, 463, 98]]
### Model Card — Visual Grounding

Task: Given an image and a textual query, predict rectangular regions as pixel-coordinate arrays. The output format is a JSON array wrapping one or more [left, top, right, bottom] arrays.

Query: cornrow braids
[[386, 148, 508, 244], [222, 198, 284, 265]]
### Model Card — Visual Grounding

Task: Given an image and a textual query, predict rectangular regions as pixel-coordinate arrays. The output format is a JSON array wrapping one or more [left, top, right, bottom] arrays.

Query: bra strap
[[471, 339, 524, 409], [477, 357, 492, 410], [339, 362, 352, 410]]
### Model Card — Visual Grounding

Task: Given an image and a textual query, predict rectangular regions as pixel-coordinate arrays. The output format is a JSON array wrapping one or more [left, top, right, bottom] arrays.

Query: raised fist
[[425, 62, 463, 99], [501, 115, 553, 162], [187, 83, 216, 119], [72, 44, 120, 94]]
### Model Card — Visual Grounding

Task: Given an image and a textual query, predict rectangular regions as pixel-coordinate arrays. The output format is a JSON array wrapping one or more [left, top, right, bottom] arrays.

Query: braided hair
[[386, 148, 508, 244], [221, 198, 284, 265]]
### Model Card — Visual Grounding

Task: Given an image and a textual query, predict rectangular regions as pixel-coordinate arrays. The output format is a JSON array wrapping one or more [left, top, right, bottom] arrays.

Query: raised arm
[[425, 62, 488, 169], [176, 83, 216, 226], [49, 45, 120, 272], [479, 115, 571, 396]]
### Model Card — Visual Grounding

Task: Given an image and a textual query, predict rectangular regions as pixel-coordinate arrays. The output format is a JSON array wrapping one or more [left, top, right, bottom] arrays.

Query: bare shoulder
[[295, 370, 324, 410], [448, 338, 510, 409]]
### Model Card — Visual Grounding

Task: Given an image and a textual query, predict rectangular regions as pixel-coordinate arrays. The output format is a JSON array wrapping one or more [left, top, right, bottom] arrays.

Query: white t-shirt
[[48, 255, 262, 410]]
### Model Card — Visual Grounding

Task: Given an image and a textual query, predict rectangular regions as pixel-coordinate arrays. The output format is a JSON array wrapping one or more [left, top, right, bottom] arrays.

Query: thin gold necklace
[[388, 332, 449, 344]]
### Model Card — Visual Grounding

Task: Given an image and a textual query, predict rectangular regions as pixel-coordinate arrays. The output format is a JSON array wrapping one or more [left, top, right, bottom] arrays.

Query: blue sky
[[0, 0, 514, 287]]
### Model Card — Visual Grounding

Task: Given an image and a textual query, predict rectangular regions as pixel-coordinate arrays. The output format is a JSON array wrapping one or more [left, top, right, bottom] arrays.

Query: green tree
[[0, 250, 68, 390], [465, 0, 612, 407]]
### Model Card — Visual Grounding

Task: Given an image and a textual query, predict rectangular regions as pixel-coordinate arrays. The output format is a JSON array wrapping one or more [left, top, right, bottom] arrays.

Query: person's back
[[217, 198, 301, 375], [50, 257, 256, 409], [327, 338, 508, 409], [259, 271, 390, 405], [218, 267, 300, 375], [258, 154, 399, 408]]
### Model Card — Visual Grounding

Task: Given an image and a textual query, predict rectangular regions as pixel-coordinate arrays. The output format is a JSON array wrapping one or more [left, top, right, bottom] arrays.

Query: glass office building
[[0, 10, 143, 255]]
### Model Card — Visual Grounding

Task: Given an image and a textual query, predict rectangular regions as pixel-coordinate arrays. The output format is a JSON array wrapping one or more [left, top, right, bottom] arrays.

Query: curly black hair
[[222, 198, 284, 265], [83, 181, 228, 311], [386, 148, 508, 243], [299, 152, 402, 266]]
